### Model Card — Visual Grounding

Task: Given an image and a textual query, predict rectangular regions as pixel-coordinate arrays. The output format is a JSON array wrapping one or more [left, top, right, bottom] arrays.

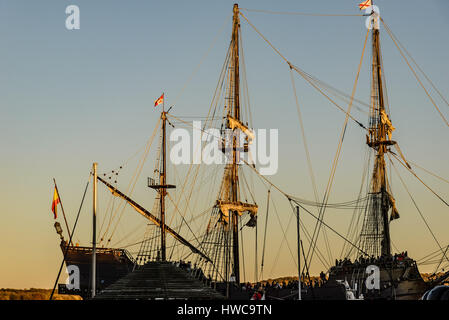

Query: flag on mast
[[154, 93, 164, 107], [51, 187, 60, 219], [358, 0, 372, 10]]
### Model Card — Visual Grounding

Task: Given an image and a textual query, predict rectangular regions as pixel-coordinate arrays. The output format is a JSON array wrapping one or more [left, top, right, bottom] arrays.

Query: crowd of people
[[171, 252, 413, 299], [330, 252, 411, 274], [173, 260, 214, 286], [241, 278, 327, 299], [172, 260, 314, 299]]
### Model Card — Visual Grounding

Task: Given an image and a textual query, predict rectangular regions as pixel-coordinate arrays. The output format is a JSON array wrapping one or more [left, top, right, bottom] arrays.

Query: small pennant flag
[[51, 187, 60, 219], [358, 0, 372, 10], [154, 93, 164, 108]]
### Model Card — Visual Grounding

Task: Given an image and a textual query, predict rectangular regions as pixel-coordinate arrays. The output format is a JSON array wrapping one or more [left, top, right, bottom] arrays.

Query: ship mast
[[373, 25, 391, 256], [198, 3, 258, 288], [362, 9, 396, 257], [149, 106, 176, 262], [161, 111, 167, 260], [230, 3, 241, 284]]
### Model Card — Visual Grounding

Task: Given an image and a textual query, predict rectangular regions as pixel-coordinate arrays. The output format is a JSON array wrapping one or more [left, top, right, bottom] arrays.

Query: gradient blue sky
[[1, 0, 448, 288]]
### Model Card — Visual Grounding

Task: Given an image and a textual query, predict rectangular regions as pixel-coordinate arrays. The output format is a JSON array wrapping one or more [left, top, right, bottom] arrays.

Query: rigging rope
[[49, 177, 90, 300], [341, 150, 371, 259], [390, 152, 449, 208], [268, 193, 299, 277], [289, 199, 368, 257], [239, 12, 368, 130], [380, 18, 449, 128], [305, 28, 370, 268], [101, 118, 161, 243], [240, 8, 364, 17], [166, 192, 208, 254], [171, 14, 231, 108], [289, 68, 334, 265], [388, 154, 449, 271], [406, 159, 449, 185], [389, 28, 449, 111], [260, 188, 270, 280], [241, 158, 368, 257]]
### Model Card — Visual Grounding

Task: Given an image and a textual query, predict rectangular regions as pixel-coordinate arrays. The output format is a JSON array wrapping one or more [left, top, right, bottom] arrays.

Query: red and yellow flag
[[51, 187, 60, 219], [358, 0, 372, 10], [154, 93, 164, 107]]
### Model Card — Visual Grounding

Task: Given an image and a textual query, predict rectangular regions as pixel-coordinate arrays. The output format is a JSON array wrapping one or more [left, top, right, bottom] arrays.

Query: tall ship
[[297, 6, 449, 300], [51, 3, 449, 300]]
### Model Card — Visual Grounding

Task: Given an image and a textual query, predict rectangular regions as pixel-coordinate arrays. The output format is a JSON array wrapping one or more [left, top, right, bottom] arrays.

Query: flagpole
[[49, 179, 90, 300], [53, 178, 73, 246], [92, 162, 97, 298]]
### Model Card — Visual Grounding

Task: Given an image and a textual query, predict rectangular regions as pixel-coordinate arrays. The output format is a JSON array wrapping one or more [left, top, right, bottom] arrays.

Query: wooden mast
[[373, 27, 391, 256], [366, 10, 393, 257], [148, 99, 176, 262], [231, 3, 241, 284], [160, 110, 167, 261]]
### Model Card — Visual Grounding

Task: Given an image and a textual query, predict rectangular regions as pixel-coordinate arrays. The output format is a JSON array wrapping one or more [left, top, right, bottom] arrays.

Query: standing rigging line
[[240, 220, 246, 283], [52, 179, 73, 246], [268, 195, 299, 278], [289, 199, 369, 257], [49, 177, 90, 300], [101, 118, 161, 243], [418, 244, 449, 264], [289, 70, 320, 209], [171, 14, 232, 108], [387, 154, 449, 270], [166, 193, 209, 258], [288, 64, 367, 129], [289, 68, 333, 265], [239, 12, 288, 62], [240, 11, 368, 129], [244, 167, 337, 272], [380, 18, 449, 128], [110, 222, 147, 248], [297, 208, 334, 272], [388, 27, 449, 111], [260, 188, 270, 281], [405, 159, 449, 185], [434, 246, 449, 275], [240, 158, 368, 258], [341, 150, 371, 259], [305, 28, 370, 269], [240, 8, 364, 17], [390, 152, 449, 208], [241, 159, 367, 209]]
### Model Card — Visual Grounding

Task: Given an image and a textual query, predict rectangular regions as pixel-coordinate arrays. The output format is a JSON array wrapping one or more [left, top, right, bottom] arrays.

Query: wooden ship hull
[[324, 258, 428, 300], [57, 241, 135, 299]]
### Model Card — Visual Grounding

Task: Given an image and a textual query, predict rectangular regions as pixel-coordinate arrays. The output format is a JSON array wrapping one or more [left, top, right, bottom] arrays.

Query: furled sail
[[216, 199, 258, 224], [388, 192, 400, 221], [380, 109, 395, 140], [227, 115, 255, 144]]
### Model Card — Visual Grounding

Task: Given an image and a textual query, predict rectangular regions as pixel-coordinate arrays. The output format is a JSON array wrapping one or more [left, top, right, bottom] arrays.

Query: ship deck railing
[[62, 243, 136, 264]]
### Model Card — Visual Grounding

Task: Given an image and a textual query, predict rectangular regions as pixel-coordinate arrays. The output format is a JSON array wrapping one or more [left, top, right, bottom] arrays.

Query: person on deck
[[251, 287, 264, 300]]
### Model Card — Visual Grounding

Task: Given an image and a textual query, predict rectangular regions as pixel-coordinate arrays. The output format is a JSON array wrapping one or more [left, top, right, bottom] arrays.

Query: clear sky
[[1, 0, 448, 288]]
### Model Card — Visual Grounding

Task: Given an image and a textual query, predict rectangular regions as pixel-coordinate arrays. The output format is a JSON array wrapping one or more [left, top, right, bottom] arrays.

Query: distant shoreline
[[0, 288, 81, 300]]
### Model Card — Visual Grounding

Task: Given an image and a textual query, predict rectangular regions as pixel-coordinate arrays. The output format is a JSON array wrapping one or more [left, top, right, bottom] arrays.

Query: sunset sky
[[1, 0, 448, 288]]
